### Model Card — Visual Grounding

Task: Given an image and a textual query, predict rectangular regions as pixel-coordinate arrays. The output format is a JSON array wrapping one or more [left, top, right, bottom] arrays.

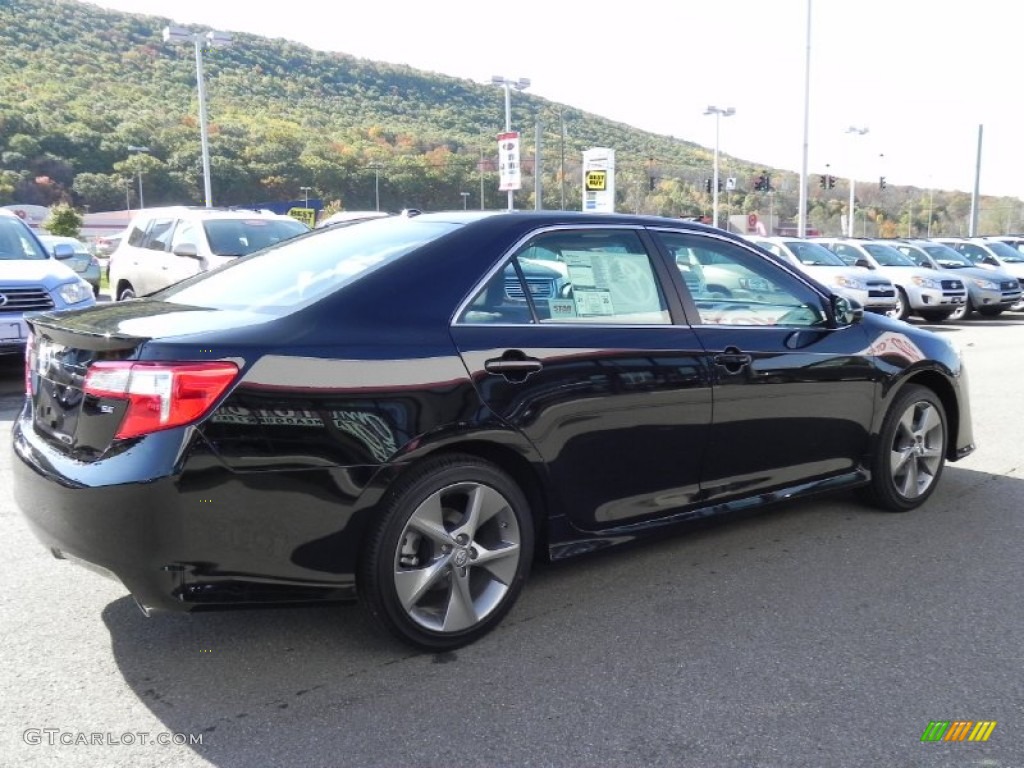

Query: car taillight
[[83, 361, 239, 439]]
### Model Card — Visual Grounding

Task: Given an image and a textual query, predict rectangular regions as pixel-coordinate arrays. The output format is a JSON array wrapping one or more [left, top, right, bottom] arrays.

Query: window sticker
[[564, 252, 597, 288], [563, 249, 661, 316], [574, 290, 615, 316]]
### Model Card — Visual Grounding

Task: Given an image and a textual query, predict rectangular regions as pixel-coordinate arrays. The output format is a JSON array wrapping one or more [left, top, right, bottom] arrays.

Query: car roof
[[127, 206, 298, 222]]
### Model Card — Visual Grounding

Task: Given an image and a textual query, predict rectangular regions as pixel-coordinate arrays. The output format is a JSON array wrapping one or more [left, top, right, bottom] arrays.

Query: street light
[[127, 145, 150, 208], [703, 105, 735, 229], [845, 126, 869, 237], [300, 186, 312, 208], [162, 25, 233, 208], [368, 162, 382, 211], [491, 75, 530, 211]]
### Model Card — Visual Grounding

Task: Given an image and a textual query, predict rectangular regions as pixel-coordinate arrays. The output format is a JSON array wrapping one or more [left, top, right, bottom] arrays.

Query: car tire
[[918, 309, 952, 323], [890, 287, 910, 321], [862, 384, 947, 513], [977, 306, 1004, 317], [359, 454, 534, 650], [117, 284, 136, 301], [948, 299, 971, 321]]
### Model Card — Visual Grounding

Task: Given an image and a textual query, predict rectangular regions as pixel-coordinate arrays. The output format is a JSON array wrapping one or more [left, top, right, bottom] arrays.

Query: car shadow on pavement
[[99, 462, 1024, 767]]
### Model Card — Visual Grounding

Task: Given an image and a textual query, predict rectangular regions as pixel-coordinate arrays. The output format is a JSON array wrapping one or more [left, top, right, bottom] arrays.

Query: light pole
[[845, 126, 869, 236], [368, 163, 382, 211], [704, 106, 735, 229], [460, 192, 470, 210], [162, 25, 233, 208], [127, 145, 150, 208], [300, 186, 312, 208], [491, 75, 530, 211]]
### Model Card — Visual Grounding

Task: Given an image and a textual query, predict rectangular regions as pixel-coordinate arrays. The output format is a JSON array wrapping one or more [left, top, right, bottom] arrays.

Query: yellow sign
[[585, 171, 607, 192], [288, 207, 316, 228]]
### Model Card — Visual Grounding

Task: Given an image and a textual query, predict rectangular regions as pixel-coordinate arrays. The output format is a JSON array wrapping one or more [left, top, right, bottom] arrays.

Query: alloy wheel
[[393, 481, 523, 634], [889, 399, 945, 500]]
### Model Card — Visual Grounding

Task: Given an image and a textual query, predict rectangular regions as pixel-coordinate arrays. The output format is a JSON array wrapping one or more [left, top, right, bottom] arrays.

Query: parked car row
[[12, 210, 976, 650], [744, 235, 1022, 322]]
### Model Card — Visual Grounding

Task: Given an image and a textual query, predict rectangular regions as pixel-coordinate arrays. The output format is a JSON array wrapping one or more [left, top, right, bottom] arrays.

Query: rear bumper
[[11, 408, 373, 613]]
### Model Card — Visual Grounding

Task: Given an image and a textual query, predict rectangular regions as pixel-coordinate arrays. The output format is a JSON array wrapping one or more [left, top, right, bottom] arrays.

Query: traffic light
[[828, 175, 836, 189], [879, 176, 887, 189], [717, 179, 723, 192], [819, 175, 827, 189], [762, 173, 772, 192], [704, 178, 712, 193]]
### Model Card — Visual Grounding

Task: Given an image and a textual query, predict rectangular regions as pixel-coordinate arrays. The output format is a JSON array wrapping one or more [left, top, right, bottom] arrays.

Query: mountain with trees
[[1, 0, 1018, 236]]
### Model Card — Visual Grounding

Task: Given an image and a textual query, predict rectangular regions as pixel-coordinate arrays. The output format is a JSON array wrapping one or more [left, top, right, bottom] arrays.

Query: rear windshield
[[0, 217, 48, 260], [160, 216, 460, 313], [202, 218, 309, 256]]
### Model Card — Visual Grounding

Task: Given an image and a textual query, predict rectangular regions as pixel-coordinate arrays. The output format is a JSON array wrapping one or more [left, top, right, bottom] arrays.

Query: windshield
[[783, 240, 846, 267], [921, 244, 972, 268], [985, 241, 1024, 263], [161, 216, 461, 313], [864, 243, 916, 267], [0, 218, 48, 260], [202, 218, 310, 257]]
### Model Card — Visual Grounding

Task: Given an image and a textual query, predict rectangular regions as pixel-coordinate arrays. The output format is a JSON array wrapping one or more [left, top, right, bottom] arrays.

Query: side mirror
[[854, 258, 873, 270], [832, 294, 863, 327], [51, 243, 75, 260], [172, 242, 200, 259]]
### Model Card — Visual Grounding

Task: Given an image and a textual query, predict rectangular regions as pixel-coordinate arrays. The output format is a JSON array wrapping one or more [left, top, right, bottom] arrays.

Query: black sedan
[[11, 211, 974, 650]]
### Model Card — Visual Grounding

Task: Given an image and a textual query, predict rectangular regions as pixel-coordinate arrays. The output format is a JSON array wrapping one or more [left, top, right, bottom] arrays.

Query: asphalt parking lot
[[1, 316, 1022, 768]]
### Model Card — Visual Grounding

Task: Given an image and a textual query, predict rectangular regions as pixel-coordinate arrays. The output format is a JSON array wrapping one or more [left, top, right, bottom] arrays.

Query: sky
[[85, 0, 1024, 200]]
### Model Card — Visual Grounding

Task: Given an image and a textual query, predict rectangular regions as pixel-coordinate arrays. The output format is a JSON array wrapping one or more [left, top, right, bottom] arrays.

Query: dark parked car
[[12, 211, 974, 650]]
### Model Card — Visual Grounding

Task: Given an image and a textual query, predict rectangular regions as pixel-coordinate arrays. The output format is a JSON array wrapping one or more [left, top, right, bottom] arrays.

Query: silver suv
[[746, 236, 898, 315], [1, 209, 96, 356], [815, 238, 967, 322], [893, 240, 1021, 319], [935, 238, 1024, 312], [109, 206, 309, 301]]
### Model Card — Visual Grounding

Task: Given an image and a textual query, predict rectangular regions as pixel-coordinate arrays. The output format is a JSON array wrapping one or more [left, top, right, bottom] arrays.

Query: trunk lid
[[26, 301, 258, 459]]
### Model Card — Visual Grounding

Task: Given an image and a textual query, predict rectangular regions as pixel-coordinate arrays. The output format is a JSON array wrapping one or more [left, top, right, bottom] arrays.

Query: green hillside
[[0, 0, 1015, 234]]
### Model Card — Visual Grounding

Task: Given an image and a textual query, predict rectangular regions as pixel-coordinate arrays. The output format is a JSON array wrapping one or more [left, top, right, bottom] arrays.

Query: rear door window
[[458, 229, 671, 325], [142, 218, 176, 252]]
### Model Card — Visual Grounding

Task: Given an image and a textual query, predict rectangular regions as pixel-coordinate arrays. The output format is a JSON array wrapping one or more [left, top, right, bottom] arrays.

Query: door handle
[[713, 348, 752, 374], [484, 351, 543, 382]]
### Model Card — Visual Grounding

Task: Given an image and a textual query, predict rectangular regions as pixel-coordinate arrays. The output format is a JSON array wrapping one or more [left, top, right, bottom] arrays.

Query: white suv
[[109, 207, 310, 301], [815, 238, 967, 322]]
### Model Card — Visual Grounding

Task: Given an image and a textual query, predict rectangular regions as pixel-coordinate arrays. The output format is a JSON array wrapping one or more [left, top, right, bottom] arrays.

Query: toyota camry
[[12, 211, 974, 650]]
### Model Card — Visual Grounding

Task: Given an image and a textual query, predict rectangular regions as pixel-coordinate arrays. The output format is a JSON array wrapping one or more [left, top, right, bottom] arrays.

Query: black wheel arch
[[876, 369, 962, 463]]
